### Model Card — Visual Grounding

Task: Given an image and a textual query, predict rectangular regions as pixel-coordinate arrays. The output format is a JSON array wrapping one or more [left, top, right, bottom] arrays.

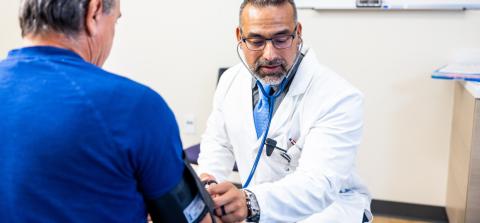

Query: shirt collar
[[8, 46, 84, 61]]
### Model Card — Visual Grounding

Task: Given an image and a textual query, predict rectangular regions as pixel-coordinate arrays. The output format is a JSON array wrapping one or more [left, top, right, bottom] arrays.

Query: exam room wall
[[2, 1, 480, 208]]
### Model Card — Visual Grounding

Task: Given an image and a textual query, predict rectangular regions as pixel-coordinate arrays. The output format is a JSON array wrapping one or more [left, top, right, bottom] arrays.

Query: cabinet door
[[447, 83, 474, 223], [466, 98, 480, 222]]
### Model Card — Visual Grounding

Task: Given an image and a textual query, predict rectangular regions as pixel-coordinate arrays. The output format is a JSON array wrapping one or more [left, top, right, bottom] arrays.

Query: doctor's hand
[[199, 213, 224, 223], [207, 182, 248, 223], [200, 173, 216, 182]]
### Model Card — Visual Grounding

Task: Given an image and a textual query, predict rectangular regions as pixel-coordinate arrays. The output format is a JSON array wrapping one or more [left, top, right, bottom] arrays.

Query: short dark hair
[[239, 0, 298, 26], [19, 0, 115, 37]]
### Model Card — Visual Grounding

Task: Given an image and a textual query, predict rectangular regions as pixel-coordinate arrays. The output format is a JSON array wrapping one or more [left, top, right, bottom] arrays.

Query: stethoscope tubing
[[236, 41, 304, 188]]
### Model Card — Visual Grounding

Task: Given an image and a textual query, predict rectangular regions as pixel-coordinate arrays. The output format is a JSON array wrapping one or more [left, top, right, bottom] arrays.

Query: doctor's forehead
[[240, 4, 296, 35]]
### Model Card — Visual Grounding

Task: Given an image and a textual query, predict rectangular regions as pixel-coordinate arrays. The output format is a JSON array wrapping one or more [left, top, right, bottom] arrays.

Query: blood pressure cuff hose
[[146, 155, 216, 223]]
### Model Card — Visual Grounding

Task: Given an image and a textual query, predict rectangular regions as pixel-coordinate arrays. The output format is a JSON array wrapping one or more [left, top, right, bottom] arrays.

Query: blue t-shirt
[[0, 46, 184, 222]]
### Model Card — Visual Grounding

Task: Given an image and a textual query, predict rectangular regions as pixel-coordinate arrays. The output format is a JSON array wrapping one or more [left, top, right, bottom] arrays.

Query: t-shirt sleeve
[[131, 88, 185, 199]]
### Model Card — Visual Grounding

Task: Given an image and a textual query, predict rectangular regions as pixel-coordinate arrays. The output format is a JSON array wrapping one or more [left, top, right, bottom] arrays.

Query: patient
[[0, 0, 217, 222]]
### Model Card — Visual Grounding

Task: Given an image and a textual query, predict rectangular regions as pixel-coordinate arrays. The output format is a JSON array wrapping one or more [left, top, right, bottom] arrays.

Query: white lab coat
[[198, 48, 372, 223]]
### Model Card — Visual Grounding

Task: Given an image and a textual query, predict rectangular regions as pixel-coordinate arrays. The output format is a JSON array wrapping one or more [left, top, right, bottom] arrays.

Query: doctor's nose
[[261, 41, 280, 61]]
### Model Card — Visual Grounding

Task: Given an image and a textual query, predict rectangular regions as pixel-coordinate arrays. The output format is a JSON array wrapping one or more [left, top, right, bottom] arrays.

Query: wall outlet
[[183, 114, 196, 134]]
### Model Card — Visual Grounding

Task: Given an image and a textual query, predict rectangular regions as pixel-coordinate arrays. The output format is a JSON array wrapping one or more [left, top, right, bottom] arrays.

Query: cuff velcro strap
[[146, 156, 216, 223]]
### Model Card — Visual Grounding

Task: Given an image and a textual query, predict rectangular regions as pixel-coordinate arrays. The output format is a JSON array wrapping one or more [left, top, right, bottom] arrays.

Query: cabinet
[[446, 82, 480, 223]]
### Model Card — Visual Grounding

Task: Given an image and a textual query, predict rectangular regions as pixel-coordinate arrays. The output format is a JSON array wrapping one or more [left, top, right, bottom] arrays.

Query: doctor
[[198, 0, 372, 222]]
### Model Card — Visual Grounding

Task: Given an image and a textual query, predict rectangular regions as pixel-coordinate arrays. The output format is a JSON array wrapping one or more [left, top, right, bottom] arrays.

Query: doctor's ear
[[236, 27, 243, 43], [296, 22, 303, 36], [237, 39, 244, 50], [239, 41, 244, 48], [297, 37, 303, 50]]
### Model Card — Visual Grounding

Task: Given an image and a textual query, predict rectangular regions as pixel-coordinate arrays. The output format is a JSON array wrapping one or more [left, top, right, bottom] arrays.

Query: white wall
[[0, 1, 23, 55], [300, 10, 480, 206], [105, 0, 243, 148], [2, 0, 480, 207]]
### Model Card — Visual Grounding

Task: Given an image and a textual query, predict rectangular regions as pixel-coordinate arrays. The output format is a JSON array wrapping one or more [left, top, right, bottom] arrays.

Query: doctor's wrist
[[242, 189, 260, 222]]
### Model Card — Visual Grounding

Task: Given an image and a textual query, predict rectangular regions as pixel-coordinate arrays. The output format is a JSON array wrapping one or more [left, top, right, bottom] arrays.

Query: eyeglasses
[[241, 26, 298, 51]]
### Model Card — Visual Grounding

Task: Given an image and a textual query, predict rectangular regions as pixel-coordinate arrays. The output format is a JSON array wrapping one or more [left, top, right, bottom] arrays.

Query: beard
[[252, 57, 288, 86]]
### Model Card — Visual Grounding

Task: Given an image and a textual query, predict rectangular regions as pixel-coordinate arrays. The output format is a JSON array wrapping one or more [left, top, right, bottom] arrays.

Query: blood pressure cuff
[[146, 157, 216, 223]]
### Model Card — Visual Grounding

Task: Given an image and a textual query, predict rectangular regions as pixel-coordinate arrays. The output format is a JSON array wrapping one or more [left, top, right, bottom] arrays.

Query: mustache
[[254, 58, 287, 73]]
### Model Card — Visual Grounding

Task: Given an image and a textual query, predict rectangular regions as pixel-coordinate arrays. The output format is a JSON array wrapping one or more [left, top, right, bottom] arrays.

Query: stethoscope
[[236, 38, 305, 188]]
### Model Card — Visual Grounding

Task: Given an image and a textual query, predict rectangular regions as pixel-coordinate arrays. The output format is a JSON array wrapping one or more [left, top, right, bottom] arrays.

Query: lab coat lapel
[[268, 50, 315, 137]]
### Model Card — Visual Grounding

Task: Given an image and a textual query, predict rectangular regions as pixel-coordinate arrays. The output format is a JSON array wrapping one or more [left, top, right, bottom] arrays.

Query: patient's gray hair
[[19, 0, 115, 37]]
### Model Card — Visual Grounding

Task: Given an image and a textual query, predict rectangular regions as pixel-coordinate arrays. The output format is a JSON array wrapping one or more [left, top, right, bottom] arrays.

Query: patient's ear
[[85, 0, 104, 36]]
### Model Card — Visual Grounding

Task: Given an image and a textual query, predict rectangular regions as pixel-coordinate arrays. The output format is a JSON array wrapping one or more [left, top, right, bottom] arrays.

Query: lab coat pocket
[[286, 145, 302, 171], [267, 146, 292, 172], [268, 135, 303, 174]]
